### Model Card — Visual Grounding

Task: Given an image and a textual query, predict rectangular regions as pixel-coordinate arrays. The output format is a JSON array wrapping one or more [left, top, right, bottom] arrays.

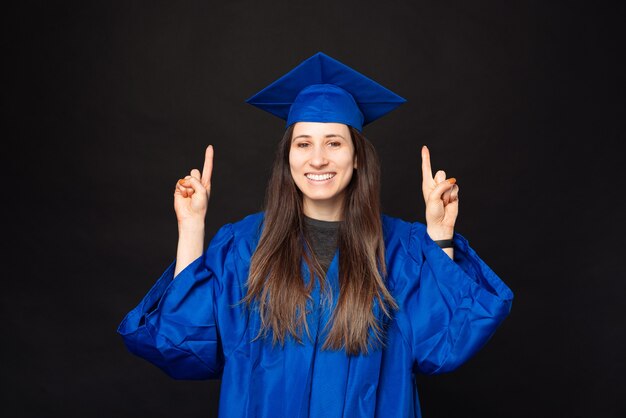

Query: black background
[[5, 0, 624, 417]]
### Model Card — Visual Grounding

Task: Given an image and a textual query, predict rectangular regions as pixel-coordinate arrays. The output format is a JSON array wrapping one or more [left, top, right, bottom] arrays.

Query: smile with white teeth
[[306, 173, 336, 181]]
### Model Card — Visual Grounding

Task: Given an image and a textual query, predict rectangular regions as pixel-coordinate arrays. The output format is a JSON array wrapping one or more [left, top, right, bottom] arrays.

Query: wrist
[[178, 220, 205, 234], [426, 226, 454, 241]]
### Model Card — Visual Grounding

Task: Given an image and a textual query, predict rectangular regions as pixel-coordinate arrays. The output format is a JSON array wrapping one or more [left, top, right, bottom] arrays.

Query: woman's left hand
[[421, 145, 459, 240]]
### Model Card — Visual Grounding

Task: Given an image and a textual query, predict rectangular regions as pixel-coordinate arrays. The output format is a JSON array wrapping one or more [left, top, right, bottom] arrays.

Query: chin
[[302, 189, 343, 202], [304, 194, 333, 201]]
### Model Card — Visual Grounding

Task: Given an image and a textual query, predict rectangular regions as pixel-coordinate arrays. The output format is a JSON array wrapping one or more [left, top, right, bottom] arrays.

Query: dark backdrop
[[5, 1, 624, 417]]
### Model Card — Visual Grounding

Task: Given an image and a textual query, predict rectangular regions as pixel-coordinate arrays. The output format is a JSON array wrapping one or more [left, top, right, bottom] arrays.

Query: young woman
[[117, 52, 514, 418]]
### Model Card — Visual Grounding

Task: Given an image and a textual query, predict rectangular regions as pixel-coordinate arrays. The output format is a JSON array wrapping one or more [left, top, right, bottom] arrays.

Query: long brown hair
[[241, 124, 398, 356]]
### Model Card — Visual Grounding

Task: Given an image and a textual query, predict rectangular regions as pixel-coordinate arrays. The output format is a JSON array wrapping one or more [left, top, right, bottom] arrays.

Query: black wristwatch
[[434, 239, 454, 249]]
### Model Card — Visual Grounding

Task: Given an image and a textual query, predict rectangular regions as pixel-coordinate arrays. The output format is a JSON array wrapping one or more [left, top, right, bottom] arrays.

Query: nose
[[309, 144, 329, 168]]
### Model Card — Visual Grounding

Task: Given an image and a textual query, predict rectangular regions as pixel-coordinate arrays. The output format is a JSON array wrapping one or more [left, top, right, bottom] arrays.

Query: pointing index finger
[[421, 145, 434, 183], [201, 145, 214, 189]]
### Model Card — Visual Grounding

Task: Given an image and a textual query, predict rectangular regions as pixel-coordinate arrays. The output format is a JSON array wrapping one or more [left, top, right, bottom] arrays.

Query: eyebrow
[[292, 134, 346, 142]]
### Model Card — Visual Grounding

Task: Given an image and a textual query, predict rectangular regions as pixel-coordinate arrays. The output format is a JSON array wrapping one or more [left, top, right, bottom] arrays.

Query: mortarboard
[[246, 52, 406, 132]]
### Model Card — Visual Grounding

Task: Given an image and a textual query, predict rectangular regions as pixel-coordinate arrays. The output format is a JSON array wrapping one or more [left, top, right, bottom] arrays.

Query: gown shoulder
[[380, 213, 514, 374]]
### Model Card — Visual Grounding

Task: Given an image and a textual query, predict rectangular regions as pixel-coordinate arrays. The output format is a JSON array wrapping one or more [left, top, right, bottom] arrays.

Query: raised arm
[[174, 145, 214, 277], [421, 145, 459, 259]]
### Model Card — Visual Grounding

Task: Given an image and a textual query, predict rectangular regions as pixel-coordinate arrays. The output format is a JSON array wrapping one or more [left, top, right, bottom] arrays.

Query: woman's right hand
[[174, 145, 214, 226]]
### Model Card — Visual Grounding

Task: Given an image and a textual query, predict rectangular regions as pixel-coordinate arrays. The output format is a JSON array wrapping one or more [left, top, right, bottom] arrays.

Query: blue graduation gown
[[117, 212, 513, 418]]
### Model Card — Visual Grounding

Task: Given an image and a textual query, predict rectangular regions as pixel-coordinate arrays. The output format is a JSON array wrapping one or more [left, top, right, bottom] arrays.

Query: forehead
[[291, 122, 350, 138]]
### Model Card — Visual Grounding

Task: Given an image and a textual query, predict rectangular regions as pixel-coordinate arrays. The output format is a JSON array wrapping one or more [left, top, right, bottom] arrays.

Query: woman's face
[[289, 122, 357, 220]]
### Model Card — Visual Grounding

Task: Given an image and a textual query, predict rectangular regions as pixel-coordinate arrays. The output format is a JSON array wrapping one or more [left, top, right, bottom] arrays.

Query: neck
[[302, 196, 344, 221]]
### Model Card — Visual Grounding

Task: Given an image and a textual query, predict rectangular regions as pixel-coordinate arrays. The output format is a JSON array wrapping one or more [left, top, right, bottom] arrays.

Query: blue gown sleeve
[[395, 222, 514, 375], [116, 223, 235, 380]]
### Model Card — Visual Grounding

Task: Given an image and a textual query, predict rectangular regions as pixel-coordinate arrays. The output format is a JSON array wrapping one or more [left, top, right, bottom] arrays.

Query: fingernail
[[178, 179, 186, 184], [447, 178, 457, 185]]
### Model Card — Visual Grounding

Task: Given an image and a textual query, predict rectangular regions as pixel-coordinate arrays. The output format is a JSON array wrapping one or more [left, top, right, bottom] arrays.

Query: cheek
[[343, 167, 354, 184], [342, 153, 356, 172], [289, 152, 311, 174], [288, 154, 304, 182], [341, 155, 356, 183], [288, 152, 296, 172], [289, 150, 300, 168]]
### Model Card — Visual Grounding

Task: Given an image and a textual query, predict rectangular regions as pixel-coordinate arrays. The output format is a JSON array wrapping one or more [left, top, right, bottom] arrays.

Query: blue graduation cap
[[246, 52, 406, 132]]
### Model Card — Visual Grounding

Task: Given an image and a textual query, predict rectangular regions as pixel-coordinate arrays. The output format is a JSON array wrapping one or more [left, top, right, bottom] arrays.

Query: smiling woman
[[117, 52, 514, 418]]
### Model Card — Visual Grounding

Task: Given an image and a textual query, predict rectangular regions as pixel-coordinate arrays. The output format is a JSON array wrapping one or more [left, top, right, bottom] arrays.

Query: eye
[[296, 142, 309, 148], [328, 141, 341, 148]]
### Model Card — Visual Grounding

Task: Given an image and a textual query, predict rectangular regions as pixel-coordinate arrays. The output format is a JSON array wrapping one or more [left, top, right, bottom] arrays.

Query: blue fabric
[[287, 84, 365, 131], [117, 212, 514, 417], [245, 52, 407, 131]]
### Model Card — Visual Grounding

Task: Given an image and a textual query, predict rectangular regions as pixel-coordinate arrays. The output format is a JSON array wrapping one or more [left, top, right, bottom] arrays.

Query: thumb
[[427, 178, 456, 204], [178, 176, 206, 196]]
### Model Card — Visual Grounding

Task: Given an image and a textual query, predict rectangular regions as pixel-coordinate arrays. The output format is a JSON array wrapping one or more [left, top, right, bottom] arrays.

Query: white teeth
[[306, 173, 335, 181]]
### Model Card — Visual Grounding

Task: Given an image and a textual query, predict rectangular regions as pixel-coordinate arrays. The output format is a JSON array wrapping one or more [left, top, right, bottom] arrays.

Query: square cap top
[[246, 52, 406, 132]]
